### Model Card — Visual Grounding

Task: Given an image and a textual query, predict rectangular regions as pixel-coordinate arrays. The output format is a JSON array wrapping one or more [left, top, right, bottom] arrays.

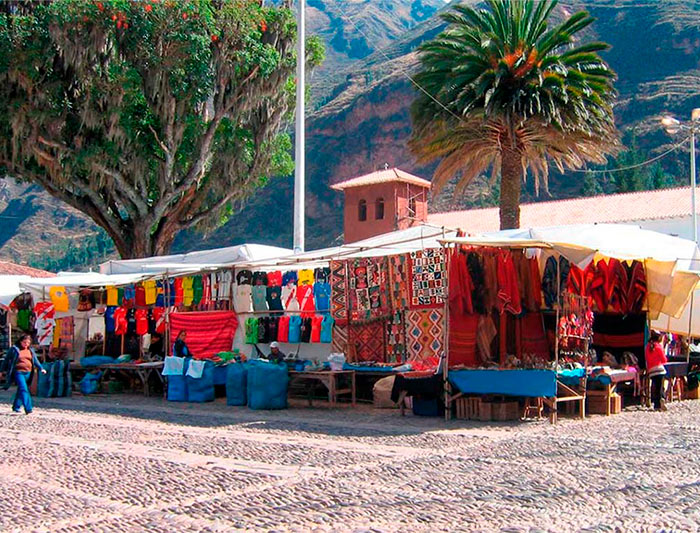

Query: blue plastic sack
[[213, 365, 228, 386], [167, 357, 190, 402], [37, 362, 52, 398], [80, 356, 115, 367], [226, 363, 248, 406], [186, 361, 215, 403], [79, 371, 102, 395], [247, 360, 289, 410]]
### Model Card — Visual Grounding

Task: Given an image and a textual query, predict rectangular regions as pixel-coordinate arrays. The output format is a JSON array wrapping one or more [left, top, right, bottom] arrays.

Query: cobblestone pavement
[[0, 391, 699, 533]]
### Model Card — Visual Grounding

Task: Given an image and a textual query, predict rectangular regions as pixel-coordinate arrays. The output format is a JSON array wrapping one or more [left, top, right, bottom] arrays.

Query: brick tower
[[331, 167, 431, 244]]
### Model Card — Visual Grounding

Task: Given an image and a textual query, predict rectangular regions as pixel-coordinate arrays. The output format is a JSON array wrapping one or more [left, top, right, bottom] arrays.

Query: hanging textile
[[589, 260, 611, 312], [348, 320, 386, 362], [448, 250, 474, 316], [405, 308, 444, 362], [385, 311, 406, 363], [496, 251, 522, 315], [347, 257, 389, 321], [476, 315, 497, 364], [448, 313, 479, 367], [542, 256, 570, 309], [481, 252, 499, 313], [408, 248, 446, 309], [466, 252, 486, 314], [330, 260, 349, 324], [34, 301, 56, 346], [626, 261, 647, 315], [609, 259, 629, 314], [331, 322, 348, 354], [169, 311, 238, 360], [519, 312, 549, 360], [388, 254, 410, 311]]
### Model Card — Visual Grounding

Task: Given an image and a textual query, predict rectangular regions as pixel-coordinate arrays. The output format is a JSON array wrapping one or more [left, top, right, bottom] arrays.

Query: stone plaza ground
[[0, 391, 698, 533]]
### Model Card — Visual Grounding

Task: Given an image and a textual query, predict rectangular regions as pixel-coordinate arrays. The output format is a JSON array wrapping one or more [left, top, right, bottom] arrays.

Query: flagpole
[[293, 0, 305, 253]]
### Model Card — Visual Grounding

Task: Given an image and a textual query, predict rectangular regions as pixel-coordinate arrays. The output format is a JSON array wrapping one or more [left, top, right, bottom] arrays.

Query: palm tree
[[409, 0, 619, 229]]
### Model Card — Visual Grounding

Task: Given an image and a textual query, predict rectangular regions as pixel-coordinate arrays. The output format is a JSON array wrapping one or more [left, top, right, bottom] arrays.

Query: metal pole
[[293, 0, 305, 253], [691, 128, 697, 243], [688, 291, 694, 364]]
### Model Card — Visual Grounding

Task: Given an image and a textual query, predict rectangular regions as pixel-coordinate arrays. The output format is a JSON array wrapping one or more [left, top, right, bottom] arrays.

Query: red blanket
[[169, 311, 238, 360]]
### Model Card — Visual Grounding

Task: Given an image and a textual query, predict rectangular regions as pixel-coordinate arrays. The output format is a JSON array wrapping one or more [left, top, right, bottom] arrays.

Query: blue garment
[[288, 316, 302, 343], [123, 285, 136, 301], [172, 339, 191, 358], [313, 282, 331, 314], [320, 315, 335, 343], [156, 281, 165, 307], [3, 346, 43, 391], [12, 371, 33, 413], [282, 271, 298, 286], [105, 306, 117, 333]]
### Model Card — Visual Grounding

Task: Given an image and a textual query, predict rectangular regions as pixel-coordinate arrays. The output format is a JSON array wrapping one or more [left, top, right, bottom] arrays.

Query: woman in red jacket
[[646, 331, 668, 411]]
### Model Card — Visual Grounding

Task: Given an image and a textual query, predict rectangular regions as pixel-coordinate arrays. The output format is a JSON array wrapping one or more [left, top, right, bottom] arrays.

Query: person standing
[[172, 331, 193, 358], [2, 334, 46, 414], [646, 331, 668, 411]]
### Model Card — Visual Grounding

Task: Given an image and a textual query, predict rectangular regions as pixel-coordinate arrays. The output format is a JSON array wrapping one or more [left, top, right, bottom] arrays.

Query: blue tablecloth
[[449, 369, 557, 398], [556, 368, 587, 387]]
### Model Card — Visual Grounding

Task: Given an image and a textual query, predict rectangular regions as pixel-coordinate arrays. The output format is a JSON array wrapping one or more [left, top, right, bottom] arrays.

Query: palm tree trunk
[[499, 147, 523, 230]]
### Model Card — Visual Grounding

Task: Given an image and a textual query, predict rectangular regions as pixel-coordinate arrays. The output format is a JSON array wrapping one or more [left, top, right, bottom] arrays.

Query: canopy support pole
[[443, 244, 451, 421], [554, 255, 561, 368], [688, 291, 694, 364]]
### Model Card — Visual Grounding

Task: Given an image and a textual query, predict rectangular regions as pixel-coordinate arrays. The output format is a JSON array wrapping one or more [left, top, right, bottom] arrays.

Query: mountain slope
[[2, 0, 700, 265]]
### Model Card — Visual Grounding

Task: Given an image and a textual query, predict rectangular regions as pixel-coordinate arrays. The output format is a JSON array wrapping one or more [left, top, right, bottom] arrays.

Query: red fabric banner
[[169, 311, 238, 360]]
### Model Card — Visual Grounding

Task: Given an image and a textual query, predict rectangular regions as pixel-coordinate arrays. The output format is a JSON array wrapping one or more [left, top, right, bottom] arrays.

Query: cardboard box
[[587, 393, 621, 415], [683, 387, 700, 400], [491, 401, 520, 421]]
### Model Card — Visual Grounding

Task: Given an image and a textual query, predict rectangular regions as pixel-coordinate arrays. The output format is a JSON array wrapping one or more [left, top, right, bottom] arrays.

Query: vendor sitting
[[172, 331, 192, 358], [266, 341, 285, 364]]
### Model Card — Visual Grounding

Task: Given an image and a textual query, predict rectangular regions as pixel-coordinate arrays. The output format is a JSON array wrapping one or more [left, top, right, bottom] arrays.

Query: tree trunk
[[499, 147, 523, 230], [113, 222, 178, 259]]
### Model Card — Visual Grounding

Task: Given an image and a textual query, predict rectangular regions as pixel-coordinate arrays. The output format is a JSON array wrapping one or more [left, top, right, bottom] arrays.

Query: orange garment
[[15, 349, 33, 372]]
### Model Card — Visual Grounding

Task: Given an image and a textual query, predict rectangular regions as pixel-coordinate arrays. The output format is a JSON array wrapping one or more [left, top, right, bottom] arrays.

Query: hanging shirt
[[267, 271, 282, 287], [143, 281, 157, 305], [282, 271, 298, 286], [182, 277, 194, 306], [155, 281, 165, 307], [16, 309, 31, 332], [34, 301, 56, 346], [123, 285, 136, 304], [252, 271, 269, 286], [300, 317, 313, 343], [135, 285, 147, 307], [288, 316, 302, 343], [49, 286, 70, 312], [104, 306, 117, 333], [209, 272, 219, 301], [192, 276, 203, 305], [256, 317, 267, 343], [234, 284, 253, 313], [173, 278, 184, 306], [245, 317, 259, 344], [267, 317, 279, 343], [277, 316, 290, 343], [201, 275, 211, 306], [313, 281, 331, 315], [152, 307, 166, 334], [281, 284, 299, 312], [266, 285, 283, 312], [251, 285, 268, 312], [320, 316, 335, 344], [135, 309, 149, 335], [310, 315, 323, 343], [106, 286, 119, 306], [126, 308, 137, 335], [113, 307, 128, 335], [297, 284, 315, 318], [77, 289, 95, 312], [298, 269, 314, 286], [236, 270, 253, 285], [219, 270, 233, 300]]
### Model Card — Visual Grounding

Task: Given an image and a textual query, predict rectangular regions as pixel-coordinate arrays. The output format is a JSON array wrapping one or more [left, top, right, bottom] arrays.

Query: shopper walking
[[646, 331, 668, 411], [2, 334, 46, 414]]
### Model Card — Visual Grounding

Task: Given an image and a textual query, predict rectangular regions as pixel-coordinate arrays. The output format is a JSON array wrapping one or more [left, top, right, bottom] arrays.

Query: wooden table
[[586, 370, 636, 416], [288, 370, 356, 406], [72, 362, 164, 396]]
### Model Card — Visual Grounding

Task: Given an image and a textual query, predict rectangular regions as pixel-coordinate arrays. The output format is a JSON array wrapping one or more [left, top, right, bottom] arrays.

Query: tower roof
[[331, 168, 431, 191]]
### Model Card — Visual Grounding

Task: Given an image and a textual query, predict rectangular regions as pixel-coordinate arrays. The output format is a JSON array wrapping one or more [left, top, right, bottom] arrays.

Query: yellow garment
[[49, 286, 70, 312], [298, 269, 314, 286], [143, 281, 157, 305], [52, 319, 62, 348], [182, 277, 194, 306], [106, 286, 119, 306]]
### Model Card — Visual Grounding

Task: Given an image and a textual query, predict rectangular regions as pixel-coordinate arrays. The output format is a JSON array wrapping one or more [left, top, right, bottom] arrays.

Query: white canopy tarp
[[441, 224, 700, 319], [652, 286, 700, 337], [18, 272, 155, 303], [0, 275, 34, 307], [99, 243, 293, 275], [235, 225, 460, 270]]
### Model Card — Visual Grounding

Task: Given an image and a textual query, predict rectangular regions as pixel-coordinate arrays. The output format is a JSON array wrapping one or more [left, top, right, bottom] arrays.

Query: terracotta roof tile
[[427, 187, 700, 232], [0, 261, 56, 278], [331, 168, 431, 191]]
